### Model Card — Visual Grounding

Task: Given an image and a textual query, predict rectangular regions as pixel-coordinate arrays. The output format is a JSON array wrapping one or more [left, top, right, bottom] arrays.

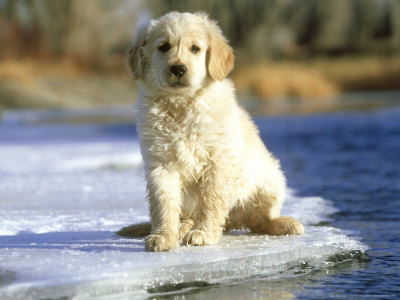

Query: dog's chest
[[145, 99, 210, 174]]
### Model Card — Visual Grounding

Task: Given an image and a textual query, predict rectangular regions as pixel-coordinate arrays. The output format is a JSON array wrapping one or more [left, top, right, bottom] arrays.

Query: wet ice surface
[[0, 109, 367, 299], [0, 228, 366, 300]]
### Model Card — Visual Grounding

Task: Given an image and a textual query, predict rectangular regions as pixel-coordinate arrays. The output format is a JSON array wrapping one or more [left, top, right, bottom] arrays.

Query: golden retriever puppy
[[128, 12, 304, 252]]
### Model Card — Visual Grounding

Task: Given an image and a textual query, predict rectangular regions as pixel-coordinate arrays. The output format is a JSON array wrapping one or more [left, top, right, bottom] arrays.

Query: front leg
[[145, 165, 181, 252], [183, 163, 230, 246]]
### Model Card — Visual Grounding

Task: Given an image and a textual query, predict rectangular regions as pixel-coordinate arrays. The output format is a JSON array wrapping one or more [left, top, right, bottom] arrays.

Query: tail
[[116, 222, 151, 237]]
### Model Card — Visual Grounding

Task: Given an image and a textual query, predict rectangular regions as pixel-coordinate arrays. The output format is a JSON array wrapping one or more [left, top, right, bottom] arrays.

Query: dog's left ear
[[207, 24, 234, 81]]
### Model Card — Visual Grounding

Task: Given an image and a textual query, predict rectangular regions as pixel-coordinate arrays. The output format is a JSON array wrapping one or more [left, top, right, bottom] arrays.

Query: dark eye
[[158, 42, 171, 52], [191, 45, 200, 53]]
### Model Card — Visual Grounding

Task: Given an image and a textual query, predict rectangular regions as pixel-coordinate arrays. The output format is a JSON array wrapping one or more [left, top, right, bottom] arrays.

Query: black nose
[[170, 64, 187, 78]]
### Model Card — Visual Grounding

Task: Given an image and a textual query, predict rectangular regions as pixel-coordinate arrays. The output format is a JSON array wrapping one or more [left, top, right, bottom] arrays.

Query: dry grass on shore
[[233, 56, 400, 100], [233, 64, 338, 99], [0, 59, 137, 110], [1, 56, 400, 111], [316, 56, 400, 92]]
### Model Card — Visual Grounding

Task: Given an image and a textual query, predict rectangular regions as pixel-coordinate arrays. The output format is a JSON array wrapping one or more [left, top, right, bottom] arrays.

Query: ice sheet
[[0, 227, 366, 300], [0, 111, 366, 299]]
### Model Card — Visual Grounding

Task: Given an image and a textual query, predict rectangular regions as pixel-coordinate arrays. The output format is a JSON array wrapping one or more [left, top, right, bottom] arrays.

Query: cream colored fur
[[128, 12, 304, 252]]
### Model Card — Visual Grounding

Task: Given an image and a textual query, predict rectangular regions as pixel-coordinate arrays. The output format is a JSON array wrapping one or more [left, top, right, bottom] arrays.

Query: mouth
[[158, 75, 190, 90], [169, 82, 189, 88]]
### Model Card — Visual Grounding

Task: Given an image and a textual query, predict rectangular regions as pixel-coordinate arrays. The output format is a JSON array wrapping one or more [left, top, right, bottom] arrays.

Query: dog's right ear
[[127, 25, 148, 80]]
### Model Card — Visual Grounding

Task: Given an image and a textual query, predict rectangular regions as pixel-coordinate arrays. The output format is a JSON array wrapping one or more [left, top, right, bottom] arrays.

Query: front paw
[[179, 219, 194, 240], [144, 233, 178, 252], [183, 229, 220, 246]]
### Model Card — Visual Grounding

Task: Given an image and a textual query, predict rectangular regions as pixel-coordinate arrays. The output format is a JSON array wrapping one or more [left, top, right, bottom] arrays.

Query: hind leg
[[250, 215, 304, 235], [242, 188, 304, 236]]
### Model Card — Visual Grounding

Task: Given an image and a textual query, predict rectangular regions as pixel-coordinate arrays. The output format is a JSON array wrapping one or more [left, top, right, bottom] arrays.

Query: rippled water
[[254, 107, 400, 299]]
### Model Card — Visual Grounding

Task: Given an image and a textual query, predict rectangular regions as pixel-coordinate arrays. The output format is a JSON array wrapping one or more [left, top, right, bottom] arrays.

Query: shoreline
[[2, 90, 400, 125]]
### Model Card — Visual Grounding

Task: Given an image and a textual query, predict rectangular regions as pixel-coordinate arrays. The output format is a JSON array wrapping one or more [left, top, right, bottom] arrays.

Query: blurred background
[[1, 0, 400, 114], [2, 2, 400, 298]]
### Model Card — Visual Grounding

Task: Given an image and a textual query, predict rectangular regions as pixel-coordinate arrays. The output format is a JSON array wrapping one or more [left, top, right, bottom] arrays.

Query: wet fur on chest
[[141, 96, 210, 181]]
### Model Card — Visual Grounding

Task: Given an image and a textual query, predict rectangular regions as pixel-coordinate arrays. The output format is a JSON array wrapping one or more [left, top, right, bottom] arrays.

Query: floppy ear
[[127, 26, 148, 80], [207, 26, 234, 81]]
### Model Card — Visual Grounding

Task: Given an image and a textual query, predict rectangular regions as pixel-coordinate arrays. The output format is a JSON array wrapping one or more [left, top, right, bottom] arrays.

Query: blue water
[[256, 108, 400, 299]]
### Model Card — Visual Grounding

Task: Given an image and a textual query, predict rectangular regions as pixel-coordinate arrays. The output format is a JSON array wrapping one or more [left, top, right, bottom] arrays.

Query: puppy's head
[[128, 12, 234, 96]]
